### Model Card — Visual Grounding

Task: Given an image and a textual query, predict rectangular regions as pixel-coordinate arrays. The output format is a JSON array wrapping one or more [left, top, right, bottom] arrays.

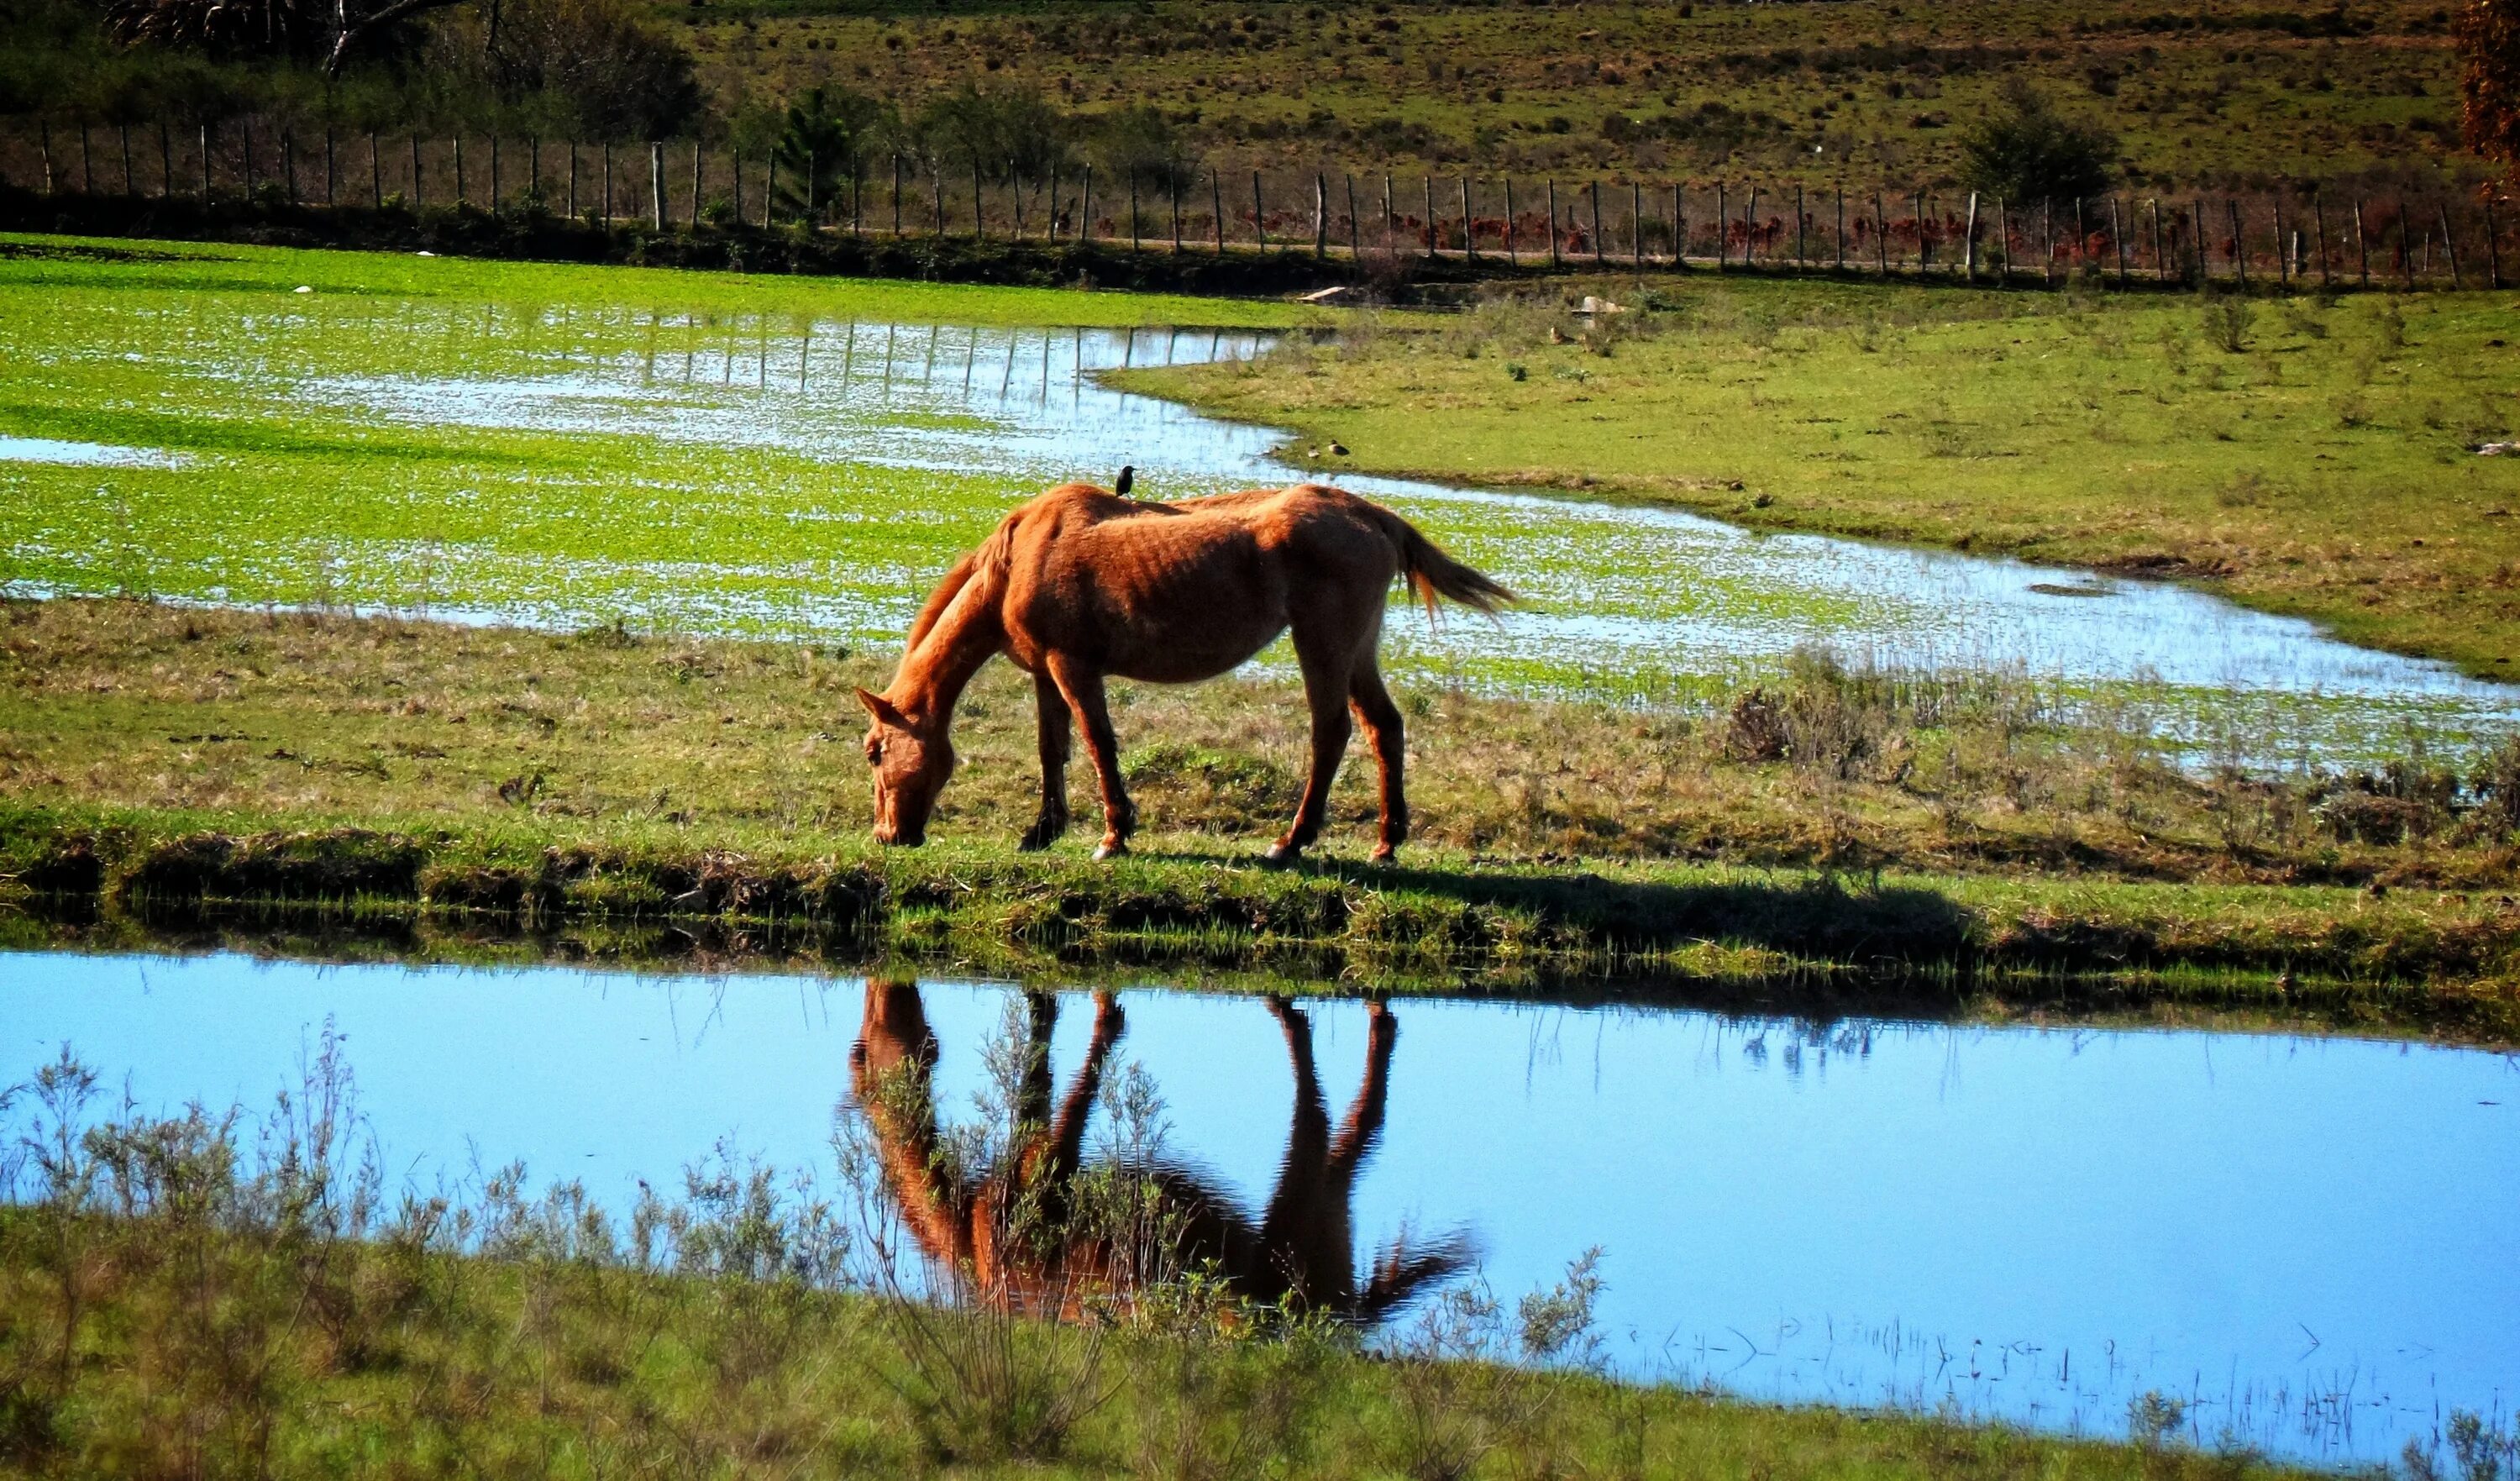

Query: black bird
[[1114, 465, 1136, 496]]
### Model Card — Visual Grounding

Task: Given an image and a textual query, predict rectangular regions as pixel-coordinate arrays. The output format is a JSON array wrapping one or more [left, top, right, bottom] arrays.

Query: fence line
[[2, 122, 2506, 291]]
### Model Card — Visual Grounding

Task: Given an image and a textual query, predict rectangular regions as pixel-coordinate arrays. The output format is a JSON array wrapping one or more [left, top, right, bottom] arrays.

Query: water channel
[[6, 948, 2513, 1467]]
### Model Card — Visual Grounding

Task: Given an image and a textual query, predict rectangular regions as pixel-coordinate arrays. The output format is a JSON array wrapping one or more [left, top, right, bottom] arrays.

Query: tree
[[98, 0, 475, 76], [1088, 102, 1196, 194], [2461, 0, 2520, 182], [431, 0, 698, 139], [1958, 81, 2118, 205], [762, 87, 892, 218], [911, 83, 1069, 182]]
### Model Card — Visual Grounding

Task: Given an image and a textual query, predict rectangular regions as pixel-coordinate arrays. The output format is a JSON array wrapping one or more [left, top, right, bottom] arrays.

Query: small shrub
[[2200, 291, 2255, 353]]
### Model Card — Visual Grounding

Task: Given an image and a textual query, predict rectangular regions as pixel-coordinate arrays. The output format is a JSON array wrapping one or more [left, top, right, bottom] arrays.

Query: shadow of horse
[[1086, 845, 1978, 969]]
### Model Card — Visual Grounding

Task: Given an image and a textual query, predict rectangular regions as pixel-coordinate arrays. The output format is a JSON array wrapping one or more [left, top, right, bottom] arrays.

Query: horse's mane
[[900, 511, 1023, 661]]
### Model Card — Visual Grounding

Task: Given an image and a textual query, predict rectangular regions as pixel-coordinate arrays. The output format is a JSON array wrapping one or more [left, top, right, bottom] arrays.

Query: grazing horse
[[848, 979, 1472, 1320], [855, 480, 1512, 861]]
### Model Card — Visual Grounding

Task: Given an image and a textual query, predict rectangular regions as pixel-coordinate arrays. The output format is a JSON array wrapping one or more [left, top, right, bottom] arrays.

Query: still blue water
[[3, 948, 2513, 1466]]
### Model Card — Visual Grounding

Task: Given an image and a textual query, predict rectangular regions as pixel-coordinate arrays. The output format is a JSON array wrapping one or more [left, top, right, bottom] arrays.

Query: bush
[[1959, 81, 2117, 204]]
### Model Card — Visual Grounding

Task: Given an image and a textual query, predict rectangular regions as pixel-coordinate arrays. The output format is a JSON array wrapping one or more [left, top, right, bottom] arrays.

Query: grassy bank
[[1125, 276, 2520, 677], [8, 599, 2520, 1040], [0, 1047, 2346, 1481]]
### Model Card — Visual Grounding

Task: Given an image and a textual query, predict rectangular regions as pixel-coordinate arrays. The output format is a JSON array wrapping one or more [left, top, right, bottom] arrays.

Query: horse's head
[[857, 687, 955, 846]]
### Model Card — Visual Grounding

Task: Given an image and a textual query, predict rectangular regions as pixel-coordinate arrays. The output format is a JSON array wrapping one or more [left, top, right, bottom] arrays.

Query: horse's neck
[[893, 569, 1005, 725]]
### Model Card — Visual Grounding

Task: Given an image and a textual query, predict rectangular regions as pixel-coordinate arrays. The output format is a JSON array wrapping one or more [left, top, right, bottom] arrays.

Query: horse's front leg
[[1045, 654, 1137, 860], [1266, 635, 1354, 864], [1018, 672, 1073, 852]]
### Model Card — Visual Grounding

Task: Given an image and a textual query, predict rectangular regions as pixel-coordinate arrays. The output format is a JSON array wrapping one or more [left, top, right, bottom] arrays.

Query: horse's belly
[[1107, 619, 1287, 684]]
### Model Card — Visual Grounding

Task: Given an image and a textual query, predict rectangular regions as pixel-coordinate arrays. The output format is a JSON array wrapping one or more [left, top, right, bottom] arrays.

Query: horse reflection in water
[[848, 981, 1472, 1321]]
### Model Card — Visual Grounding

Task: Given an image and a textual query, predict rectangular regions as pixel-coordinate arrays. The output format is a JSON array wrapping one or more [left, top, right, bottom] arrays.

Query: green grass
[[681, 0, 2475, 192], [1126, 274, 2520, 679], [3, 231, 2512, 766], [0, 1067, 2347, 1481], [0, 234, 1341, 654], [9, 599, 2520, 1043]]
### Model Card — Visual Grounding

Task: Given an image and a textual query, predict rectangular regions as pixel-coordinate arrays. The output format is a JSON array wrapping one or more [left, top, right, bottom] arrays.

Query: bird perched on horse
[[855, 478, 1513, 861]]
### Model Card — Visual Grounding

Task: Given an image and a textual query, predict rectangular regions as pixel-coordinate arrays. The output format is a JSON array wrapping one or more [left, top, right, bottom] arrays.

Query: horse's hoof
[[1093, 839, 1129, 862], [1263, 842, 1300, 866], [1369, 845, 1397, 865]]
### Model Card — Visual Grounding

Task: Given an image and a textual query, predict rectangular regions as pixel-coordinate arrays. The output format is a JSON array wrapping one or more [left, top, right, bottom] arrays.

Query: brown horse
[[848, 980, 1472, 1321], [855, 481, 1512, 860]]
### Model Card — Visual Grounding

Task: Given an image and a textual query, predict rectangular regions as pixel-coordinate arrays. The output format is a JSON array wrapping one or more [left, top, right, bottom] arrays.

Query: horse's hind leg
[[1045, 654, 1137, 860], [1349, 663, 1408, 863], [1267, 629, 1355, 864], [1019, 672, 1073, 852]]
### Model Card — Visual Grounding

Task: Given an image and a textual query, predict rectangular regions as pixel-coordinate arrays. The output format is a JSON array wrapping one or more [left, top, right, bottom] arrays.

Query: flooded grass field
[[4, 237, 2517, 764], [4, 948, 2514, 1468]]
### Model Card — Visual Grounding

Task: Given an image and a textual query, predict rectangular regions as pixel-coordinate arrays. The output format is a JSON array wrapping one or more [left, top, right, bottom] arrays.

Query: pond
[[7, 948, 2514, 1467], [3, 283, 2517, 764]]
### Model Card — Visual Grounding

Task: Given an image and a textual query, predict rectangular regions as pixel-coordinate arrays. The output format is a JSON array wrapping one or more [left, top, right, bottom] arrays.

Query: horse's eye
[[867, 742, 885, 765]]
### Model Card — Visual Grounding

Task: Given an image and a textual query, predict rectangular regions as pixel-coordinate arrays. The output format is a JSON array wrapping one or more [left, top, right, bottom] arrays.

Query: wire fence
[[4, 118, 2507, 291]]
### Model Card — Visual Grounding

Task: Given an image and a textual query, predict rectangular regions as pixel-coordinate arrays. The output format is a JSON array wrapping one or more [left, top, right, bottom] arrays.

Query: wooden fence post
[[1549, 179, 1562, 268], [2313, 191, 2332, 286], [322, 129, 334, 205], [2439, 202, 2462, 289], [1463, 176, 1477, 262], [160, 122, 172, 201], [1745, 186, 1758, 267], [1591, 178, 1605, 265], [408, 134, 421, 210], [1422, 175, 1435, 255], [1673, 183, 1686, 266], [1316, 172, 1328, 259], [1213, 171, 1226, 253], [648, 141, 663, 228], [1835, 187, 1846, 270], [281, 130, 295, 205], [2225, 198, 2246, 287], [930, 163, 944, 237], [1915, 190, 1929, 274], [1875, 191, 1888, 274], [1251, 169, 1264, 249], [38, 120, 53, 195], [1383, 171, 1394, 252], [1631, 178, 1643, 266], [80, 123, 92, 193], [1504, 179, 1517, 264], [1716, 181, 1727, 270], [2273, 196, 2289, 286], [1795, 183, 1806, 268], [450, 134, 463, 207], [1963, 192, 1979, 281], [1347, 174, 1361, 259], [1175, 172, 1186, 253], [1129, 167, 1140, 250], [978, 159, 989, 239], [2487, 197, 2505, 291]]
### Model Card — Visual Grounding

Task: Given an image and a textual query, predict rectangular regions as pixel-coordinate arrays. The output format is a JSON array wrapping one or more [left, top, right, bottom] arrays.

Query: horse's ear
[[856, 687, 908, 727]]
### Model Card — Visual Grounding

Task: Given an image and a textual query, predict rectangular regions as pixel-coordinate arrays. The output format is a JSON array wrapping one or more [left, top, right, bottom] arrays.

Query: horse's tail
[[1372, 505, 1515, 619]]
